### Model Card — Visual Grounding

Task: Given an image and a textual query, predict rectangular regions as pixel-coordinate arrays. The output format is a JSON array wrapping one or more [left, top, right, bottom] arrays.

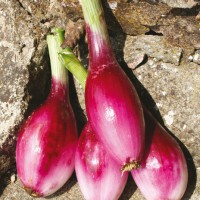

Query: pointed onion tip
[[24, 186, 42, 198]]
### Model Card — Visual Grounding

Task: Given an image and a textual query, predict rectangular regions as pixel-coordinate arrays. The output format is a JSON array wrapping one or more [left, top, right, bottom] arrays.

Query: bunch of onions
[[16, 28, 78, 197], [60, 50, 128, 200], [60, 34, 188, 200], [79, 0, 145, 172]]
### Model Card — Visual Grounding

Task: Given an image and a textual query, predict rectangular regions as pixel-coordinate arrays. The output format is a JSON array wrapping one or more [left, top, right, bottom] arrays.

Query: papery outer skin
[[75, 123, 128, 200], [131, 110, 188, 200], [16, 79, 78, 197]]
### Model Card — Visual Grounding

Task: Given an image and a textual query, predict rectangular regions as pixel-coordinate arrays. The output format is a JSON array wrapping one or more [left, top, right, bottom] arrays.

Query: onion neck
[[47, 28, 68, 98], [80, 0, 115, 69]]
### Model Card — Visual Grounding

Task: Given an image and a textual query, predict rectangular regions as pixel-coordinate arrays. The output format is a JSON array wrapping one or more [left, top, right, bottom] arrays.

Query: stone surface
[[157, 14, 200, 50], [62, 0, 200, 51], [124, 35, 182, 65], [114, 1, 170, 35], [0, 0, 33, 169], [0, 0, 200, 199], [193, 50, 200, 64], [161, 0, 199, 8]]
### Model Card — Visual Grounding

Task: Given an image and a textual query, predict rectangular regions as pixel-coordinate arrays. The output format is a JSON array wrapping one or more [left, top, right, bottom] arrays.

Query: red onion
[[60, 48, 188, 200], [131, 110, 188, 200], [59, 52, 128, 199], [75, 123, 128, 200], [79, 0, 145, 171], [16, 28, 78, 197]]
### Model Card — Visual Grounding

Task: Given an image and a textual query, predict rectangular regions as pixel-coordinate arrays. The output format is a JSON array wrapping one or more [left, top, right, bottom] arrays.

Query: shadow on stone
[[23, 46, 51, 120], [0, 165, 16, 197], [68, 73, 87, 136], [119, 49, 164, 125], [0, 174, 9, 196], [167, 129, 197, 200], [170, 5, 200, 17], [119, 174, 137, 200]]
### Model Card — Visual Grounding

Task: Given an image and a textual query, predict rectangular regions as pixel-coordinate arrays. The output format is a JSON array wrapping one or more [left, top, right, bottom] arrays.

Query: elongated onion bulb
[[16, 28, 78, 197], [131, 110, 188, 200], [80, 0, 145, 171], [75, 123, 128, 200]]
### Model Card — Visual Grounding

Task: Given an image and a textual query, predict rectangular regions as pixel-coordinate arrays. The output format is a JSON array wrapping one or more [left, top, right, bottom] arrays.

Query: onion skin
[[131, 110, 188, 200], [85, 59, 144, 166], [80, 0, 145, 168], [16, 29, 78, 197], [16, 80, 78, 197], [75, 123, 128, 200]]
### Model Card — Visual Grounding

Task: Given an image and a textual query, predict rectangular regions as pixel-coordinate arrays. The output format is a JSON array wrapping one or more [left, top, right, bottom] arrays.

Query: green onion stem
[[80, 0, 110, 43], [47, 28, 67, 85], [59, 48, 88, 90]]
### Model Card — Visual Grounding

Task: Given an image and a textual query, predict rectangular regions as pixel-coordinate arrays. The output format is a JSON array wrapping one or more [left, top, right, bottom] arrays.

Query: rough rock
[[62, 0, 200, 51], [192, 50, 200, 64], [114, 1, 170, 35], [161, 0, 199, 8], [0, 0, 33, 171], [124, 35, 182, 66], [0, 155, 11, 175], [157, 14, 200, 50]]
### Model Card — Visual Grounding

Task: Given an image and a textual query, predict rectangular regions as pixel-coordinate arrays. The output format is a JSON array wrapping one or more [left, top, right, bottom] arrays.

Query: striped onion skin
[[80, 0, 145, 170], [75, 123, 128, 200], [16, 28, 78, 197], [131, 110, 188, 200]]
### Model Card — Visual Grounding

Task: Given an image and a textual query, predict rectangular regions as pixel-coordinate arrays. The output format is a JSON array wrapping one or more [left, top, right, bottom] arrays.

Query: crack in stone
[[16, 0, 32, 17]]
